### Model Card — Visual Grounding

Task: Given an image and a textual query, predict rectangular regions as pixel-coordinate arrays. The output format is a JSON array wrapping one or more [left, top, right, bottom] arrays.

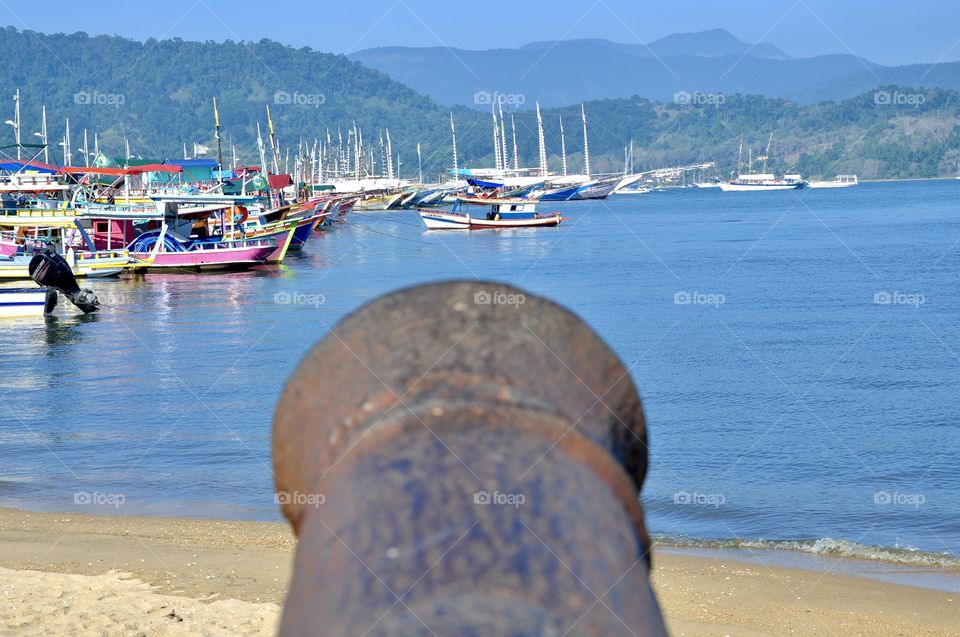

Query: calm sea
[[1, 179, 958, 569]]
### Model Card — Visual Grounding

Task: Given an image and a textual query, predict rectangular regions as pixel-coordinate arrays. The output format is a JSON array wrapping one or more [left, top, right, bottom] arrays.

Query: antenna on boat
[[559, 115, 568, 177], [511, 114, 519, 170], [82, 128, 89, 167], [213, 97, 223, 177], [581, 104, 590, 179], [417, 142, 423, 185], [536, 102, 547, 178]]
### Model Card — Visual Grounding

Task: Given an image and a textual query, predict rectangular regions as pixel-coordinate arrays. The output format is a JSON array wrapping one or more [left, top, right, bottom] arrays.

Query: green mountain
[[2, 27, 960, 181]]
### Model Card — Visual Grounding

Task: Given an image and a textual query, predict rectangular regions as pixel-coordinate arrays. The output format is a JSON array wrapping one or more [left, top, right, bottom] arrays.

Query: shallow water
[[1, 180, 958, 567]]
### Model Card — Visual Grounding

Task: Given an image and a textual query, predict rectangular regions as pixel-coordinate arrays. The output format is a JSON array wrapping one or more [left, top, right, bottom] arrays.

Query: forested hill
[[0, 26, 463, 173], [3, 27, 960, 180]]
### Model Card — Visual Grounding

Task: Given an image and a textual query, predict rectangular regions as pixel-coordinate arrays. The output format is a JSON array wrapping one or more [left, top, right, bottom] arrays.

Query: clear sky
[[4, 0, 959, 66]]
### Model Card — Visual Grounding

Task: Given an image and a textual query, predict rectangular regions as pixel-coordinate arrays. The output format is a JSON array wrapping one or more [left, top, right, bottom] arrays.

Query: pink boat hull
[[131, 244, 276, 272], [0, 237, 17, 258]]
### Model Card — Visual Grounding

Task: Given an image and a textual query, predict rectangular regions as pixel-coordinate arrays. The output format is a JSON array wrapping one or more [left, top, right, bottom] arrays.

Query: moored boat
[[126, 226, 278, 273], [719, 173, 806, 192], [0, 287, 55, 318], [419, 197, 563, 230], [807, 175, 858, 189]]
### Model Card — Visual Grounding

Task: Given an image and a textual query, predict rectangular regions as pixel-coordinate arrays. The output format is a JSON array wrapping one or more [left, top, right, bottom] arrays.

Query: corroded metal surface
[[273, 281, 666, 636]]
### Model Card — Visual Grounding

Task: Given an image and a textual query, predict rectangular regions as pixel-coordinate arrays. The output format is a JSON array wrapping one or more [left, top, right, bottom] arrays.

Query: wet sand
[[1, 507, 958, 636]]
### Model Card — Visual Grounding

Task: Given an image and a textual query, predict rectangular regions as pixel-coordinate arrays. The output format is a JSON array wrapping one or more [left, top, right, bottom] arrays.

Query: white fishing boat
[[807, 175, 859, 189], [719, 173, 805, 192], [419, 197, 562, 230]]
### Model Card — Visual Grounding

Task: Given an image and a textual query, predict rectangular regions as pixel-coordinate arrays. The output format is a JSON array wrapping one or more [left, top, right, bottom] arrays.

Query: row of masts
[[476, 98, 593, 180], [6, 91, 405, 185]]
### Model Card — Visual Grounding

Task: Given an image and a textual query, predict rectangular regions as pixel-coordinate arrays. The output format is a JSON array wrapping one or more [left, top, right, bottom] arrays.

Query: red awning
[[268, 174, 293, 189], [59, 164, 183, 176]]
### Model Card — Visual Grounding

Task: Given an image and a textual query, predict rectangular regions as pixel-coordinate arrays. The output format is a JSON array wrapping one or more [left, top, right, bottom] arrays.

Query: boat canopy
[[60, 164, 182, 176], [0, 160, 60, 174], [467, 178, 503, 189]]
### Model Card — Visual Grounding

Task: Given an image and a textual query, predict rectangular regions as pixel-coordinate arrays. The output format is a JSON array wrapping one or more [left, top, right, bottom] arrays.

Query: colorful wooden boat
[[419, 198, 563, 230], [126, 225, 278, 273]]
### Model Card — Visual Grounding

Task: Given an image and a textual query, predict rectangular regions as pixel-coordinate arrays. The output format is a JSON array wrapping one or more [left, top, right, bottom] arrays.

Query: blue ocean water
[[1, 179, 958, 567]]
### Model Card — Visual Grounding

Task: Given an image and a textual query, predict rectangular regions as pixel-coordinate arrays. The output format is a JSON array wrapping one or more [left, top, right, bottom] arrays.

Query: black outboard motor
[[28, 251, 101, 314]]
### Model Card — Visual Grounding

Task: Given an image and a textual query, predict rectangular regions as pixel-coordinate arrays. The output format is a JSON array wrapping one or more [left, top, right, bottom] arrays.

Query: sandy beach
[[1, 507, 958, 636]]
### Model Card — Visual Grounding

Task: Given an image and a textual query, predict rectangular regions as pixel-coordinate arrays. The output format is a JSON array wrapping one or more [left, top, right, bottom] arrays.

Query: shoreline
[[2, 507, 959, 635]]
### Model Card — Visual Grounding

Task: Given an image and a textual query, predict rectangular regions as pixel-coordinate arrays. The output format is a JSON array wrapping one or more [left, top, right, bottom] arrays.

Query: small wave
[[653, 534, 960, 569]]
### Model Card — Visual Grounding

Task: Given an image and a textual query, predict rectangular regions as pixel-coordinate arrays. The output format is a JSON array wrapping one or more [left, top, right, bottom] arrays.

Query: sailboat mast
[[417, 142, 423, 184], [762, 132, 773, 175], [450, 113, 459, 180], [65, 118, 72, 166], [40, 105, 48, 164], [736, 135, 743, 176], [13, 89, 21, 160], [511, 114, 519, 170], [213, 97, 223, 175], [491, 106, 501, 172], [560, 115, 568, 177], [266, 105, 280, 174], [498, 97, 508, 173], [581, 104, 590, 178], [536, 102, 547, 178]]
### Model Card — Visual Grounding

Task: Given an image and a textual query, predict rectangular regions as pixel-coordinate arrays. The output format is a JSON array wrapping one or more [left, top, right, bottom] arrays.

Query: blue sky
[[5, 1, 959, 66]]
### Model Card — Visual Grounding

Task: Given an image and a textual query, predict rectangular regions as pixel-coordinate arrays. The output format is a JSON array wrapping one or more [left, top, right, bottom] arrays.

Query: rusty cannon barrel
[[273, 281, 667, 636]]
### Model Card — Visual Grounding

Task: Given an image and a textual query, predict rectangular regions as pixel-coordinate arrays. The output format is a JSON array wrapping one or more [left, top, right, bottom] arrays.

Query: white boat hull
[[419, 210, 562, 230], [807, 181, 857, 189], [0, 288, 54, 318], [718, 182, 803, 192]]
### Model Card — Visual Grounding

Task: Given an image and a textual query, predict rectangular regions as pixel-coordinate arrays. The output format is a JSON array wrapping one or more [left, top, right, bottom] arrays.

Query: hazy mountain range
[[348, 29, 960, 108], [1, 26, 959, 181]]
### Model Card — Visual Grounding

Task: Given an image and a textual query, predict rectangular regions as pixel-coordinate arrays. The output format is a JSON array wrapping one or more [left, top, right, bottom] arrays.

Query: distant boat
[[719, 173, 805, 192], [807, 175, 858, 189], [692, 179, 722, 189], [616, 184, 652, 195], [419, 197, 562, 230], [570, 176, 620, 200]]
